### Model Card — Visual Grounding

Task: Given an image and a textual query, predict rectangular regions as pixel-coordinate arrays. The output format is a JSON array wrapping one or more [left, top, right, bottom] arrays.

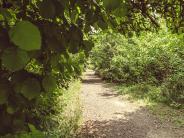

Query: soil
[[77, 70, 184, 138]]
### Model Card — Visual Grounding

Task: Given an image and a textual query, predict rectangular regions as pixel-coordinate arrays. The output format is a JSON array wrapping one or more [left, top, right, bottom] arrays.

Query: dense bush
[[91, 30, 184, 106]]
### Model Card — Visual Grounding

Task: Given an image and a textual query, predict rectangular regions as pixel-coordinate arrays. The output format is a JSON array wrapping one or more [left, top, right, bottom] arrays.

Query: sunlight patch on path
[[77, 70, 184, 138]]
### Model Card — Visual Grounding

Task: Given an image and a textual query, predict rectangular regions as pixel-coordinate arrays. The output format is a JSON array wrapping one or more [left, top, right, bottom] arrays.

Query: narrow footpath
[[77, 70, 184, 138]]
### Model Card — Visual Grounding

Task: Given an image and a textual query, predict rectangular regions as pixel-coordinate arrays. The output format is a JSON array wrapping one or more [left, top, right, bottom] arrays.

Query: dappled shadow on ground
[[77, 107, 163, 138], [78, 71, 184, 138], [79, 70, 183, 138], [84, 73, 98, 77], [82, 73, 102, 84], [99, 92, 119, 98], [82, 78, 102, 84]]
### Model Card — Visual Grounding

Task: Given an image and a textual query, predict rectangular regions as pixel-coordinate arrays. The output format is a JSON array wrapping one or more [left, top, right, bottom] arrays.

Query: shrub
[[162, 73, 184, 107], [91, 30, 184, 106]]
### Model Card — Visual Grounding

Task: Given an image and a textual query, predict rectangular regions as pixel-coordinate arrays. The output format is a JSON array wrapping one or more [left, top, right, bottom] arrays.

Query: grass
[[115, 83, 184, 127], [58, 80, 82, 137], [47, 80, 82, 138]]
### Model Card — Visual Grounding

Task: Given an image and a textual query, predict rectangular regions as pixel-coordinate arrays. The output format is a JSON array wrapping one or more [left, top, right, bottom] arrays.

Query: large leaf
[[39, 0, 56, 19], [11, 71, 30, 93], [0, 89, 7, 105], [9, 21, 41, 51], [1, 47, 30, 71], [21, 78, 41, 100], [42, 75, 57, 92], [68, 25, 83, 54], [0, 80, 10, 105], [7, 106, 16, 114], [113, 3, 128, 17], [103, 0, 121, 11]]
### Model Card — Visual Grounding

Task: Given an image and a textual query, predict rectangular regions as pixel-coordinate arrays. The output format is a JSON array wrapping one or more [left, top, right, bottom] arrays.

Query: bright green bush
[[162, 73, 184, 106], [116, 83, 164, 102], [91, 30, 184, 106]]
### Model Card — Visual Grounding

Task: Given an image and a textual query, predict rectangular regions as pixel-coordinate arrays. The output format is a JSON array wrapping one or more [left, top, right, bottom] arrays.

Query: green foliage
[[4, 124, 46, 138], [42, 75, 57, 92], [9, 21, 41, 51], [0, 80, 10, 105], [103, 0, 121, 11], [54, 81, 82, 138], [2, 47, 30, 71], [162, 73, 184, 107], [0, 0, 184, 136], [0, 0, 89, 135], [91, 30, 184, 107], [20, 78, 41, 100], [33, 80, 81, 138], [116, 84, 164, 103]]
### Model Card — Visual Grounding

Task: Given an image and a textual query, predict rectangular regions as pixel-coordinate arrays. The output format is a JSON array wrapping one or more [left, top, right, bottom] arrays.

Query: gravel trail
[[77, 70, 184, 138]]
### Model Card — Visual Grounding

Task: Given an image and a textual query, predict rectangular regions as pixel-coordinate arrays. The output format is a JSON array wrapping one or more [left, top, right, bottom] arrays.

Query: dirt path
[[77, 70, 184, 138]]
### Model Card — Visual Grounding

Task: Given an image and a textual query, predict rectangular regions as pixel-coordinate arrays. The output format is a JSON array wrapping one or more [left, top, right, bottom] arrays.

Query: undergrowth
[[3, 80, 82, 138]]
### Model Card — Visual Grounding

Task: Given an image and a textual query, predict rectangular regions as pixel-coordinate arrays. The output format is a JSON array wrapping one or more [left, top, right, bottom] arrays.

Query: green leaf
[[28, 124, 37, 132], [0, 80, 10, 105], [13, 119, 26, 132], [21, 78, 41, 100], [83, 40, 94, 52], [0, 89, 7, 105], [50, 54, 60, 68], [67, 25, 83, 54], [113, 3, 128, 17], [39, 0, 56, 19], [7, 106, 16, 114], [9, 21, 41, 51], [97, 19, 108, 30], [0, 8, 12, 21], [42, 75, 57, 92], [103, 0, 121, 11], [11, 71, 29, 93], [1, 47, 30, 71]]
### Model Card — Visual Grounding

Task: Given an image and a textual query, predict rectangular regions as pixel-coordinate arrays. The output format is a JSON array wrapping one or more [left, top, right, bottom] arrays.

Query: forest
[[0, 0, 183, 137]]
